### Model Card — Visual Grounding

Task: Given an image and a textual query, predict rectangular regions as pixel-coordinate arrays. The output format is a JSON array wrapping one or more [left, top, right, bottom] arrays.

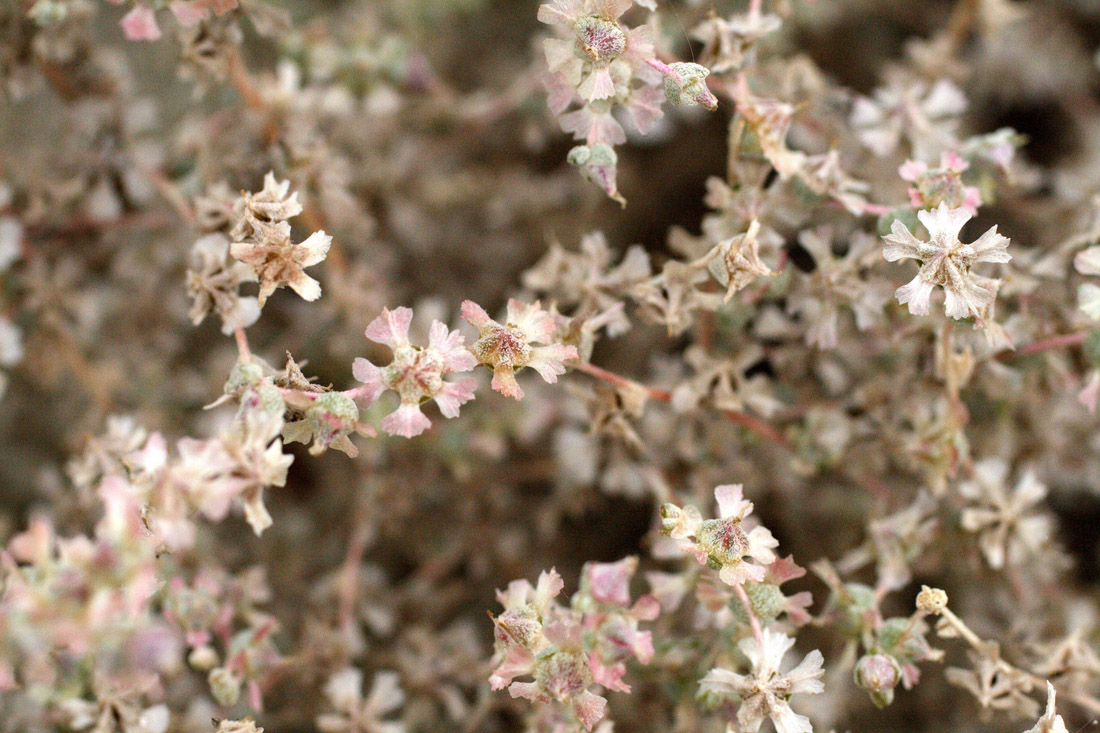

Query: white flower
[[883, 202, 1010, 319], [959, 459, 1052, 570], [699, 628, 825, 733]]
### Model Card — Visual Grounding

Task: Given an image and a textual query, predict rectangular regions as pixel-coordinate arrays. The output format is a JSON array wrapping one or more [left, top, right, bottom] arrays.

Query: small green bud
[[208, 666, 242, 707], [663, 63, 718, 110], [854, 653, 902, 708]]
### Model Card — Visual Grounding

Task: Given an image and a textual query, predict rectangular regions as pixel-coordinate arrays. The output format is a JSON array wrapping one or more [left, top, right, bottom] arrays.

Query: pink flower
[[120, 4, 161, 42], [461, 299, 579, 400], [352, 307, 477, 438]]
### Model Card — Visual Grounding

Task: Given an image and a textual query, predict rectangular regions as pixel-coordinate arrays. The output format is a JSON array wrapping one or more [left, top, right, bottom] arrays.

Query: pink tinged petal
[[434, 377, 477, 419], [631, 594, 661, 622], [963, 186, 982, 215], [527, 343, 577, 384], [572, 690, 608, 731], [633, 629, 655, 663], [429, 321, 477, 372], [121, 4, 161, 41], [1075, 246, 1100, 276], [491, 367, 524, 400], [170, 0, 208, 25], [507, 681, 549, 703], [544, 72, 576, 116], [1079, 371, 1100, 413], [287, 272, 322, 302], [381, 402, 432, 438], [589, 658, 630, 692], [970, 226, 1011, 263], [506, 299, 554, 341], [460, 300, 493, 330], [623, 25, 655, 62], [578, 68, 616, 102], [351, 358, 387, 404], [365, 306, 413, 348], [596, 0, 633, 20], [585, 557, 636, 606], [917, 202, 971, 241], [297, 231, 331, 267], [625, 85, 664, 135], [543, 38, 577, 74], [536, 0, 584, 26], [714, 483, 750, 519], [882, 220, 924, 262], [895, 275, 934, 316], [898, 159, 926, 182]]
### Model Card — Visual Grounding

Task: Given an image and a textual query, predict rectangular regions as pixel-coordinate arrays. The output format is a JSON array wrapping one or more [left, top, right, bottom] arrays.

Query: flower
[[231, 172, 304, 241], [186, 233, 261, 335], [958, 459, 1052, 569], [317, 668, 405, 733], [660, 484, 779, 586], [352, 307, 478, 437], [461, 299, 579, 400], [120, 4, 161, 41], [882, 202, 1010, 319], [699, 628, 824, 733], [230, 223, 331, 306]]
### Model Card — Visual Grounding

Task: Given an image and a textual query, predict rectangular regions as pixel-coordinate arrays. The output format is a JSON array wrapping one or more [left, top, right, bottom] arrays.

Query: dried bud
[[916, 585, 948, 614]]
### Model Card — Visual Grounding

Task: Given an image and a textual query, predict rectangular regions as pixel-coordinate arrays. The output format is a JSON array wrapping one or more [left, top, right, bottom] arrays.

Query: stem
[[934, 604, 1100, 716], [572, 361, 790, 447], [234, 327, 252, 363], [733, 582, 765, 648], [999, 330, 1088, 360], [645, 57, 677, 80]]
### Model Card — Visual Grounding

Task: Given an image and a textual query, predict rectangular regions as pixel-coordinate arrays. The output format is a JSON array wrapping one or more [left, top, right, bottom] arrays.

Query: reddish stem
[[573, 361, 789, 447]]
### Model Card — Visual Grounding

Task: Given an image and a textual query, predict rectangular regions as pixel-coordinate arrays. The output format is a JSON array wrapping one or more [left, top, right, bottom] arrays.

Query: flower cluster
[[490, 562, 656, 731], [660, 484, 779, 587]]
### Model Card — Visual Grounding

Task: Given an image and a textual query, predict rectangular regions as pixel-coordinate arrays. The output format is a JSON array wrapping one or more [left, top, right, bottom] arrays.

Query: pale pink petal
[[121, 4, 161, 41], [898, 159, 926, 182], [507, 299, 556, 342], [365, 307, 413, 348], [351, 358, 386, 404], [491, 367, 524, 400], [527, 343, 577, 384], [572, 690, 608, 731], [380, 402, 431, 438], [433, 377, 477, 419], [429, 321, 477, 372], [460, 300, 493, 330], [714, 484, 751, 519], [170, 0, 208, 26], [585, 557, 636, 606], [578, 67, 616, 102], [1079, 371, 1100, 413]]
